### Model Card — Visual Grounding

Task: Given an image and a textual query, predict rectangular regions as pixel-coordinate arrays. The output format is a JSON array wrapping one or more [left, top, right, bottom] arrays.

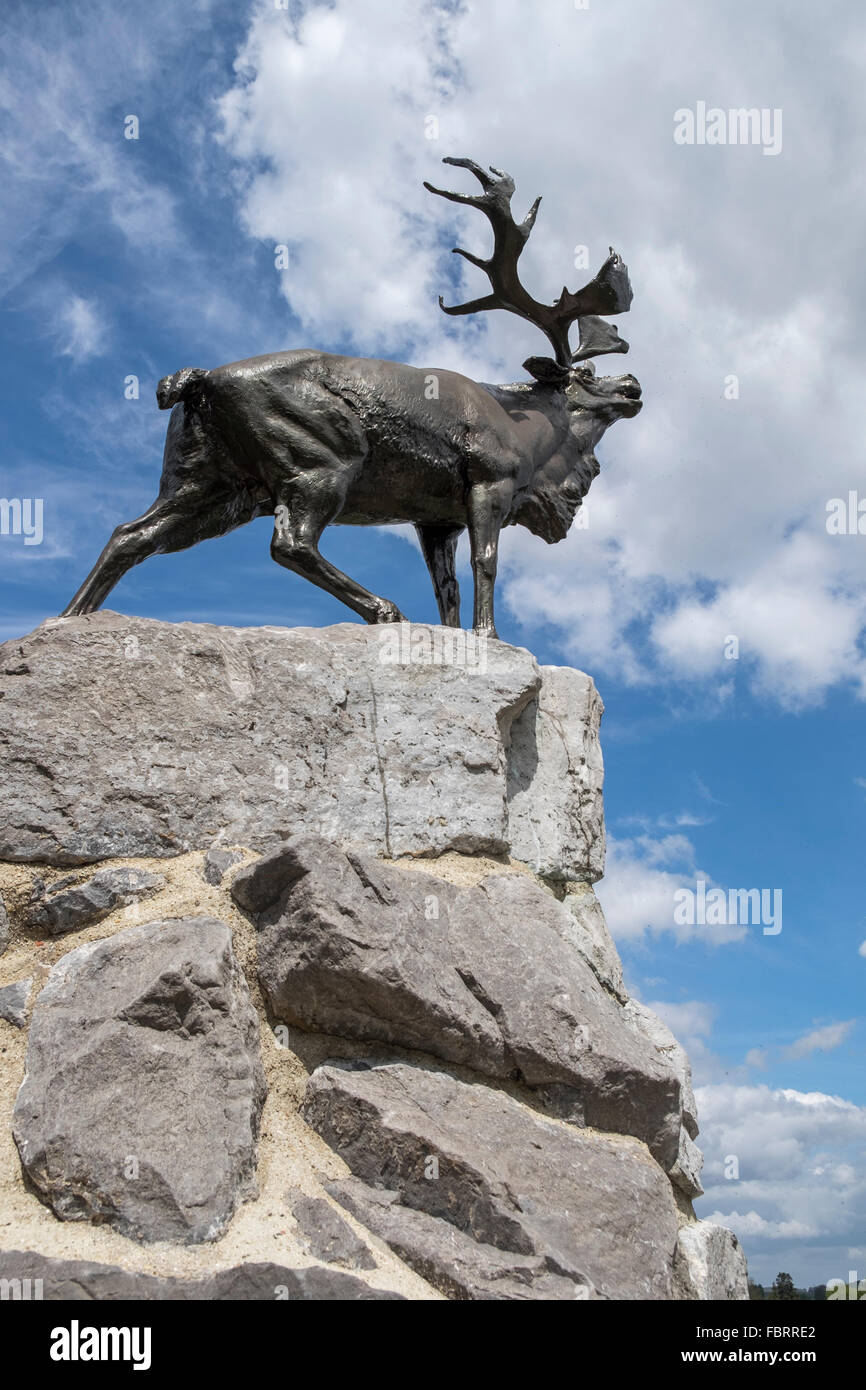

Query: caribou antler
[[424, 157, 633, 370]]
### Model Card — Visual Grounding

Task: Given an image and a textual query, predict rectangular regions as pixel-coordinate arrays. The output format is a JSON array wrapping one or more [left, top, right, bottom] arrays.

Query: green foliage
[[770, 1271, 797, 1300]]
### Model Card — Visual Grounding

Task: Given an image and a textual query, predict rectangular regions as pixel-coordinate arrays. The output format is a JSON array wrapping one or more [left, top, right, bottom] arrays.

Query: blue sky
[[1, 0, 864, 1286]]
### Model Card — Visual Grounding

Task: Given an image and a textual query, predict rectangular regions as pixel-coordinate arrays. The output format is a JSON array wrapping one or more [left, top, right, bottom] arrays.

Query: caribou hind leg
[[60, 491, 253, 617], [416, 523, 463, 627]]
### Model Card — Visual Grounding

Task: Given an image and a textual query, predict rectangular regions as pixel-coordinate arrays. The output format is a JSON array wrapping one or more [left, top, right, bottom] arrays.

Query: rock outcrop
[[0, 615, 747, 1300], [0, 612, 601, 880], [674, 1224, 750, 1300], [303, 1061, 681, 1300], [0, 1250, 403, 1300], [233, 837, 684, 1173], [12, 917, 266, 1243]]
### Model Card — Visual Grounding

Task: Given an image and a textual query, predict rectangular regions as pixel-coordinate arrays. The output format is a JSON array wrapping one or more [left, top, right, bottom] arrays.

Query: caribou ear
[[522, 356, 571, 386], [572, 315, 630, 363]]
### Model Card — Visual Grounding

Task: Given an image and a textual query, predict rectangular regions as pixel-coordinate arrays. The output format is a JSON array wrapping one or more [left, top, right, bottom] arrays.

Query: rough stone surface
[[507, 666, 605, 884], [329, 1177, 586, 1300], [674, 1224, 749, 1301], [0, 978, 31, 1028], [25, 866, 166, 936], [561, 881, 627, 1001], [202, 847, 245, 886], [287, 1190, 377, 1270], [0, 1250, 403, 1300], [12, 917, 266, 1244], [669, 1128, 704, 1199], [236, 836, 682, 1167], [302, 1061, 681, 1300], [0, 614, 748, 1300], [0, 613, 604, 882], [625, 999, 699, 1140]]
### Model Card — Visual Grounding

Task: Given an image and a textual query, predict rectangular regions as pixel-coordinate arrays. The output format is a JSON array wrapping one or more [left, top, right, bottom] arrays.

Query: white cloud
[[595, 833, 746, 944], [783, 1020, 857, 1061], [209, 0, 866, 709], [53, 296, 107, 361], [646, 998, 715, 1043], [745, 1047, 769, 1070], [216, 1, 470, 363], [702, 1209, 819, 1241], [651, 535, 866, 710], [0, 8, 188, 298], [738, 1022, 860, 1072], [696, 1082, 866, 1284]]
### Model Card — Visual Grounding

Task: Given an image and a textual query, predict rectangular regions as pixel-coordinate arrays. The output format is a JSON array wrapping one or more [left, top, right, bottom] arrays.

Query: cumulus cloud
[[595, 833, 747, 944], [696, 1082, 866, 1284], [212, 0, 866, 709], [651, 536, 866, 709], [616, 1003, 866, 1282], [216, 0, 469, 363]]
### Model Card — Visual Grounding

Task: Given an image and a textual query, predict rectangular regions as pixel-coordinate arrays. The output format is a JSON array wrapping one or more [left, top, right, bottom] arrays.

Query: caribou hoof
[[370, 600, 406, 624]]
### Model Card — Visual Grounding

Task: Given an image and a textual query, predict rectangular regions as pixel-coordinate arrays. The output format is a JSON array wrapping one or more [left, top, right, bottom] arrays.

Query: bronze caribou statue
[[61, 159, 642, 636]]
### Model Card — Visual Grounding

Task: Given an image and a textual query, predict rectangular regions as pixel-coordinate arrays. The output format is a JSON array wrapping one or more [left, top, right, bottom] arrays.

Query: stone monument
[[0, 161, 747, 1300]]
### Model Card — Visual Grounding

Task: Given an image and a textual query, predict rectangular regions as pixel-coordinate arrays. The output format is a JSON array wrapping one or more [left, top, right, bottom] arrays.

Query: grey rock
[[0, 1250, 404, 1300], [507, 665, 605, 885], [202, 847, 244, 886], [25, 866, 166, 936], [287, 1191, 376, 1270], [0, 978, 32, 1028], [239, 836, 682, 1167], [0, 894, 9, 954], [302, 1061, 680, 1300], [674, 1223, 749, 1301], [560, 880, 627, 1001], [0, 614, 602, 883], [12, 917, 266, 1243], [328, 1177, 589, 1300], [625, 999, 699, 1139], [669, 1128, 704, 1199], [207, 1262, 402, 1301]]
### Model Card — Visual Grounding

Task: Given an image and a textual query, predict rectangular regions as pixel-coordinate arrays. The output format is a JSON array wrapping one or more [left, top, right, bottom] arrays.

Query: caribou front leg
[[270, 482, 406, 624], [467, 481, 511, 637]]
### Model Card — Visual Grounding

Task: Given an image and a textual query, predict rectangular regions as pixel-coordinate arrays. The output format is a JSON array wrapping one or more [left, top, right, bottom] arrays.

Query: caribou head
[[425, 158, 642, 544]]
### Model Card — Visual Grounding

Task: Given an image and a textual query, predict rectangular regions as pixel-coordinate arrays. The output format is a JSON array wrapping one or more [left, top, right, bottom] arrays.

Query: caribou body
[[61, 159, 642, 634]]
